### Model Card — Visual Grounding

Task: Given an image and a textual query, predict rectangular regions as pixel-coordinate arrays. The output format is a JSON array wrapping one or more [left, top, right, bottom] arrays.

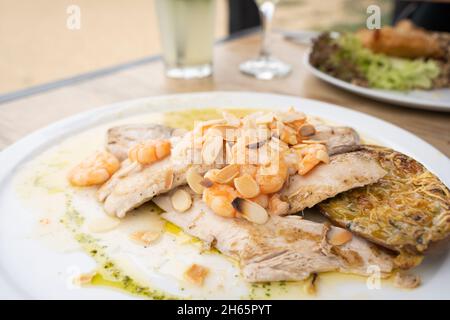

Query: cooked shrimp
[[203, 183, 239, 218], [255, 156, 288, 194], [68, 151, 120, 186], [128, 139, 171, 165]]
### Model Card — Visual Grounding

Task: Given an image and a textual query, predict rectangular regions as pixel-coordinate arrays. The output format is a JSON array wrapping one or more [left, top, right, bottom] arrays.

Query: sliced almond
[[164, 169, 174, 189], [316, 149, 330, 164], [87, 216, 121, 233], [255, 112, 274, 124], [276, 109, 306, 123], [153, 195, 173, 212], [186, 168, 205, 194], [171, 189, 192, 212], [197, 119, 226, 130], [202, 135, 223, 164], [268, 137, 289, 152], [204, 169, 220, 181], [299, 123, 316, 137], [292, 143, 308, 149], [302, 139, 327, 144], [222, 111, 241, 127], [213, 164, 240, 184], [232, 198, 269, 224], [204, 127, 224, 138], [210, 125, 238, 141], [184, 264, 209, 286], [280, 127, 298, 145], [130, 230, 161, 246], [328, 228, 353, 246], [234, 174, 260, 198], [73, 272, 96, 286], [200, 177, 214, 188]]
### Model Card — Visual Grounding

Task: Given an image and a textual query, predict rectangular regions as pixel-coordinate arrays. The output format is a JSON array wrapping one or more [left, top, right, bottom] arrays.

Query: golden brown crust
[[318, 145, 450, 258], [356, 20, 444, 59]]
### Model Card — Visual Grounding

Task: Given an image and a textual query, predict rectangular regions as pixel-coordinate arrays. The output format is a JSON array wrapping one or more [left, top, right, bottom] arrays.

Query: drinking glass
[[239, 0, 292, 80], [156, 0, 216, 79]]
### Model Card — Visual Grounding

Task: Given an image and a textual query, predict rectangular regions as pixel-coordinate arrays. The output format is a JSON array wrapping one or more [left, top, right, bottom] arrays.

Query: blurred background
[[0, 0, 402, 94]]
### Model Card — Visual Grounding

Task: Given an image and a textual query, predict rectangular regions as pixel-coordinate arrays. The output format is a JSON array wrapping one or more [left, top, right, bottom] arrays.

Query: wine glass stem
[[258, 1, 276, 59]]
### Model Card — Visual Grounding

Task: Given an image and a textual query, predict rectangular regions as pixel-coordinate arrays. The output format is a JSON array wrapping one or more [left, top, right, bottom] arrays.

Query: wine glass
[[239, 0, 292, 80]]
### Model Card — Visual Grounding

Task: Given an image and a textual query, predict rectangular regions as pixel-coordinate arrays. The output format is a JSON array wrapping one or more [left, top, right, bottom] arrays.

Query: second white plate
[[304, 52, 450, 112]]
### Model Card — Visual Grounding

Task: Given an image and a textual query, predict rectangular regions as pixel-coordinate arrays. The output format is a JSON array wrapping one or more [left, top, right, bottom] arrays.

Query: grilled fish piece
[[318, 145, 450, 258], [156, 193, 395, 282], [281, 149, 386, 214], [106, 124, 185, 161], [98, 131, 217, 217]]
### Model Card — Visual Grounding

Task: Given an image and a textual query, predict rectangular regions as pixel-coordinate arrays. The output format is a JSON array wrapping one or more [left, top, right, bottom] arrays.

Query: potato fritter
[[319, 145, 450, 262]]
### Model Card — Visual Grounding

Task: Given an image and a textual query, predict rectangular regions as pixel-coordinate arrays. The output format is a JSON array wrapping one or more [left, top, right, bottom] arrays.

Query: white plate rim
[[303, 50, 450, 112], [0, 91, 449, 299]]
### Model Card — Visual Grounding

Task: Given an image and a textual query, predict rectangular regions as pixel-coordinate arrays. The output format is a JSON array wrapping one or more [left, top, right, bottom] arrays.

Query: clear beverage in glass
[[156, 0, 216, 79]]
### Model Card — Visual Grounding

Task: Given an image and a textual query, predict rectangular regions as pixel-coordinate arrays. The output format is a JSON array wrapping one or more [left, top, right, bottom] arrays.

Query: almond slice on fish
[[171, 189, 192, 212], [302, 139, 327, 144], [184, 264, 209, 286], [197, 119, 226, 130], [212, 164, 240, 184], [130, 230, 161, 246], [276, 110, 306, 123], [234, 174, 260, 198], [186, 168, 205, 194], [202, 135, 223, 165], [165, 169, 174, 189], [200, 177, 214, 188], [153, 195, 173, 212], [316, 149, 330, 164], [87, 216, 121, 233], [299, 123, 316, 137], [210, 125, 238, 141], [327, 228, 353, 246], [255, 112, 274, 124], [232, 198, 269, 224], [222, 111, 241, 127]]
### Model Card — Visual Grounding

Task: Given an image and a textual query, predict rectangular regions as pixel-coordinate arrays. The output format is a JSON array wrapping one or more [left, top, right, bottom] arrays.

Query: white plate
[[304, 52, 450, 112], [0, 91, 449, 299]]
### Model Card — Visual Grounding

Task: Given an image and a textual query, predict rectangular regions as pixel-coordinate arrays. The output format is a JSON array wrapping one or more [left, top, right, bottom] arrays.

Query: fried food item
[[319, 146, 450, 263], [357, 20, 444, 59]]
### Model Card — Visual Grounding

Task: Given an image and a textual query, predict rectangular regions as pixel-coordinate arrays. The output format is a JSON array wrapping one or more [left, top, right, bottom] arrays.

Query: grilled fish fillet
[[156, 192, 395, 282], [281, 149, 386, 214], [99, 122, 367, 218], [318, 146, 450, 258], [106, 124, 184, 161], [99, 130, 220, 217]]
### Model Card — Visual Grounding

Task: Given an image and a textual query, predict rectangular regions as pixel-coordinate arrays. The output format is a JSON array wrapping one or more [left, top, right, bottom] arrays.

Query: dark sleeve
[[228, 0, 261, 34], [393, 0, 450, 32]]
